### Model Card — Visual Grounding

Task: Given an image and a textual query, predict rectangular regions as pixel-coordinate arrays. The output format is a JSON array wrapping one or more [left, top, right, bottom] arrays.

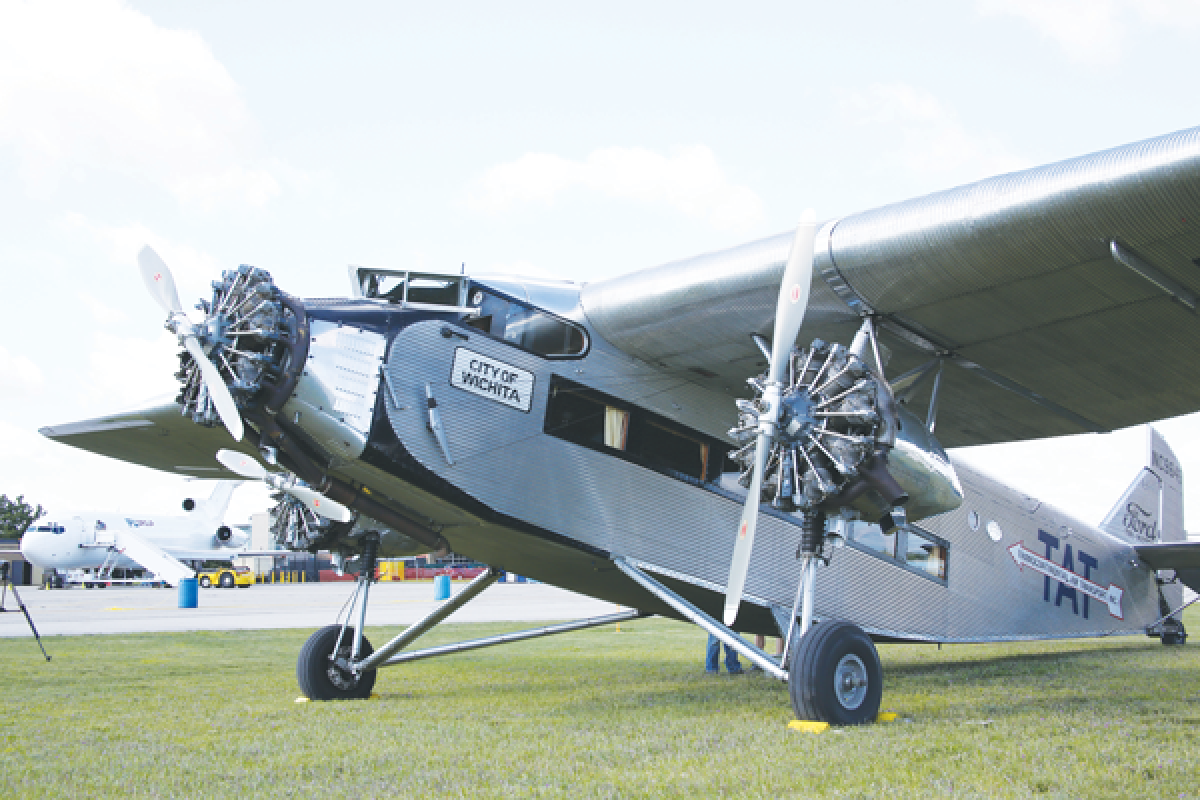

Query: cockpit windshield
[[350, 267, 472, 311], [466, 287, 586, 358]]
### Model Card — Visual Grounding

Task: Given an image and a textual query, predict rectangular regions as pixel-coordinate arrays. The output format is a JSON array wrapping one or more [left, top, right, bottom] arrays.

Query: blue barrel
[[433, 574, 452, 601], [178, 577, 198, 608]]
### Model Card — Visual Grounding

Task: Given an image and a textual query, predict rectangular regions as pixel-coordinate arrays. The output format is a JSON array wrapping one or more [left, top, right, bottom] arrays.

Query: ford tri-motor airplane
[[40, 125, 1200, 724]]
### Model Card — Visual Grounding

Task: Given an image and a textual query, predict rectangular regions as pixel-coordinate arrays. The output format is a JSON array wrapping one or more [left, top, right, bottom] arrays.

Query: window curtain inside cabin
[[604, 407, 629, 450]]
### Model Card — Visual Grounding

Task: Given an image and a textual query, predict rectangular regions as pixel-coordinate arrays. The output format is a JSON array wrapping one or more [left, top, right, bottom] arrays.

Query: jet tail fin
[[202, 480, 242, 522], [1099, 425, 1184, 545]]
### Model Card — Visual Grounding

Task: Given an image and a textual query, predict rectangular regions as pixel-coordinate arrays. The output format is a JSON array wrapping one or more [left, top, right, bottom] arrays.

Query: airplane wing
[[115, 527, 195, 585], [581, 126, 1200, 448], [39, 403, 262, 478]]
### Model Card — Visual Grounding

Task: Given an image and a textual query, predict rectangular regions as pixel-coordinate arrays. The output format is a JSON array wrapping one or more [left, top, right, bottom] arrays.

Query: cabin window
[[465, 289, 586, 358], [904, 530, 947, 579], [846, 520, 948, 584], [848, 521, 896, 557], [544, 375, 726, 483], [32, 523, 64, 534]]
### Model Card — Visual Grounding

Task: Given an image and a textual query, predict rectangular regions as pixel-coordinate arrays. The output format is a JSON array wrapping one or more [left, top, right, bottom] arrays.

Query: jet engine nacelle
[[215, 525, 233, 542]]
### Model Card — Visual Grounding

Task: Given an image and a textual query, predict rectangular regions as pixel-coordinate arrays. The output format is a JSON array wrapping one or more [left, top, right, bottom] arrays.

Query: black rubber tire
[[789, 620, 883, 725], [296, 624, 377, 701], [1163, 631, 1188, 646], [199, 576, 212, 588], [219, 572, 234, 589]]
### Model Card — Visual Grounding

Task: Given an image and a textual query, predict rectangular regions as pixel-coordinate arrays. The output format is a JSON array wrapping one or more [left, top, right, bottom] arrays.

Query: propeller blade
[[216, 449, 268, 481], [183, 335, 244, 442], [767, 209, 817, 384], [138, 245, 183, 314], [723, 432, 770, 626], [724, 210, 818, 627], [286, 485, 355, 523]]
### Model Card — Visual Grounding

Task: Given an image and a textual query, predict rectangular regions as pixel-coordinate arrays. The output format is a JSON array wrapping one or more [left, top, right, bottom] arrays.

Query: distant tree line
[[0, 495, 44, 538]]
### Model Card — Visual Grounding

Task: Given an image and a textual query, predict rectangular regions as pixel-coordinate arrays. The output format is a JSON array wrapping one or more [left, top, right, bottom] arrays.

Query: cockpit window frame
[[464, 284, 589, 360]]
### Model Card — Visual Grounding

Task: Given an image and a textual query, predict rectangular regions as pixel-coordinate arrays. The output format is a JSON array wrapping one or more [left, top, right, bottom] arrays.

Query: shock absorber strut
[[783, 508, 826, 666], [351, 532, 381, 662], [798, 508, 826, 560]]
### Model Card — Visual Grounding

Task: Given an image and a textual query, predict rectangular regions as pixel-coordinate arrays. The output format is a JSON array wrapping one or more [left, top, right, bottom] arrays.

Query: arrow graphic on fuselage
[[1008, 541, 1124, 619]]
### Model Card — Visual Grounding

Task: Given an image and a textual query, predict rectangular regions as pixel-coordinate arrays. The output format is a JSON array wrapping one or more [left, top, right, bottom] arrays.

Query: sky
[[2, 0, 1200, 530]]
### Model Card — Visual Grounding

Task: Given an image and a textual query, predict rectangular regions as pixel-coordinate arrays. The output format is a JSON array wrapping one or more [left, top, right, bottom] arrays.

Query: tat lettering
[[1036, 529, 1102, 619]]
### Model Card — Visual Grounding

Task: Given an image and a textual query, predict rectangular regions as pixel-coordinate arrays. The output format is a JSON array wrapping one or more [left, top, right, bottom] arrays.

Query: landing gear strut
[[780, 510, 883, 724], [296, 532, 380, 700], [295, 548, 645, 701]]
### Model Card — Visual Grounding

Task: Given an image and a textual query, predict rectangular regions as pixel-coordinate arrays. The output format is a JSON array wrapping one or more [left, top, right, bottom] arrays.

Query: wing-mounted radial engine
[[728, 339, 962, 531], [721, 213, 963, 726]]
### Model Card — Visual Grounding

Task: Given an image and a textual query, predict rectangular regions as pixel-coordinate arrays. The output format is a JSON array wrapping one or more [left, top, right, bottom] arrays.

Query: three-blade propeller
[[723, 211, 817, 627], [216, 449, 355, 523], [138, 246, 244, 442]]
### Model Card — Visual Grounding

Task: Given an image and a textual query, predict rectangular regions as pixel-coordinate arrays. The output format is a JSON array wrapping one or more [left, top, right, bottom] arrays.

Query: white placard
[[449, 347, 534, 412]]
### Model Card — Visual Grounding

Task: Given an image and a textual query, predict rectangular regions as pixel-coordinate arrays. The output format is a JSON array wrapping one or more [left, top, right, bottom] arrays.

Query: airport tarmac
[[0, 580, 623, 637]]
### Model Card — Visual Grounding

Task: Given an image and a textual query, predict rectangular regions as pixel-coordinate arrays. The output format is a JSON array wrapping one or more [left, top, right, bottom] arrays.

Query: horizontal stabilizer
[[1134, 542, 1200, 570], [115, 528, 195, 585]]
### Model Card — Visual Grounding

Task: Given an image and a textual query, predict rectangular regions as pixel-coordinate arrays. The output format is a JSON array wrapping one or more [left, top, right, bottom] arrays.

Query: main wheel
[[199, 576, 212, 588], [297, 624, 377, 701], [789, 620, 882, 725], [219, 572, 234, 588]]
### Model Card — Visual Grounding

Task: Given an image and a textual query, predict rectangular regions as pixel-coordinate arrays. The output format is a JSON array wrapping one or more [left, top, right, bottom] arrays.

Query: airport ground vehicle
[[196, 566, 254, 588]]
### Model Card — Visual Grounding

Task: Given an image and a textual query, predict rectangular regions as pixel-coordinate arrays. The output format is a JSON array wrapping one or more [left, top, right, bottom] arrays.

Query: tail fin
[[1099, 425, 1184, 544], [202, 480, 242, 522]]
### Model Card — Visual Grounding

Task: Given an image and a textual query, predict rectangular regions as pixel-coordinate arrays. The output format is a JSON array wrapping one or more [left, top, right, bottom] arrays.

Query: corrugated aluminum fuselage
[[307, 299, 1162, 643]]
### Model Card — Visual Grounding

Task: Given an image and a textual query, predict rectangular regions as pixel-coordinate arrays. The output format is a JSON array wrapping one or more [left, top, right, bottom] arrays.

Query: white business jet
[[20, 481, 258, 586]]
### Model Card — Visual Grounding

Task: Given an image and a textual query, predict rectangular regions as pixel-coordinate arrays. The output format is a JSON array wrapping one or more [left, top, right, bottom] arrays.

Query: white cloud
[[78, 292, 129, 326], [0, 343, 45, 397], [835, 83, 1030, 182], [977, 0, 1200, 64], [84, 329, 181, 414], [0, 0, 287, 209], [467, 145, 765, 232], [64, 213, 223, 307]]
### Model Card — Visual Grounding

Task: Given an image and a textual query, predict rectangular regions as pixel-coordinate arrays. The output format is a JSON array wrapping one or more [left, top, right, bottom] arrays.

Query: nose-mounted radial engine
[[138, 246, 450, 564]]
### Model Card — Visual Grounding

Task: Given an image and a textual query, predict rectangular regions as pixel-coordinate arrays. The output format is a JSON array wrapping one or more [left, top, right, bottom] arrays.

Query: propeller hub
[[729, 339, 882, 511]]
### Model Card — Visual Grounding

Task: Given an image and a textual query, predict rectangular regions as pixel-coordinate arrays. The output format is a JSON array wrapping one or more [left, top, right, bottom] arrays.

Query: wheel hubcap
[[326, 643, 359, 691], [834, 653, 868, 710]]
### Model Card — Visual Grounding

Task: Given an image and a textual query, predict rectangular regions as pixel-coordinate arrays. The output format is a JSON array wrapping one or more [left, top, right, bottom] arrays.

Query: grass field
[[2, 610, 1199, 798]]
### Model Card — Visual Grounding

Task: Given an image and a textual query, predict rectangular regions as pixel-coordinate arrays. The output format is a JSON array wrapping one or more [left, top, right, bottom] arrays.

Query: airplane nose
[[19, 532, 47, 566]]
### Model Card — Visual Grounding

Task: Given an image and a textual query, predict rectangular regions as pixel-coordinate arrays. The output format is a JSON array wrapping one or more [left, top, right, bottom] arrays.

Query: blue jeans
[[705, 634, 744, 674]]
